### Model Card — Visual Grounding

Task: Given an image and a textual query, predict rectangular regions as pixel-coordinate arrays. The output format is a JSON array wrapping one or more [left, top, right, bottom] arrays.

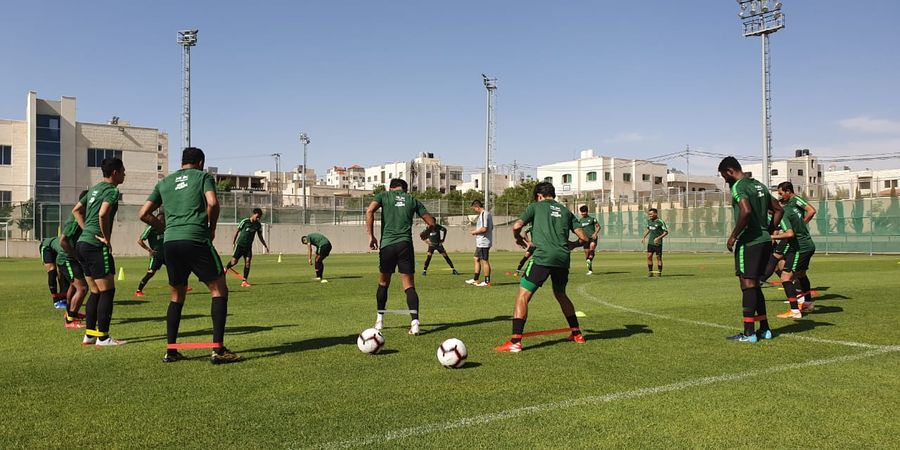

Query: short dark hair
[[648, 208, 658, 214], [777, 181, 795, 193], [717, 156, 742, 173], [182, 147, 205, 165], [78, 190, 89, 200], [252, 208, 263, 216], [579, 205, 588, 213], [389, 178, 408, 192], [533, 181, 556, 199], [301, 235, 309, 244], [471, 199, 483, 208], [100, 157, 124, 177]]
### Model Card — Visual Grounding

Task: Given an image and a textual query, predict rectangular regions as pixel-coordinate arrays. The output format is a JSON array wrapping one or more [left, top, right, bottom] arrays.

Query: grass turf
[[0, 251, 898, 448]]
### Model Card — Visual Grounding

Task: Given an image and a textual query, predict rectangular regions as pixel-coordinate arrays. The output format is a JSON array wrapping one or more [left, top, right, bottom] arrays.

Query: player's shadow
[[115, 313, 207, 325], [653, 274, 695, 278], [418, 315, 512, 336], [525, 324, 652, 351], [489, 281, 520, 286], [120, 324, 295, 344], [597, 271, 629, 275], [240, 333, 358, 360], [814, 286, 831, 292], [774, 319, 834, 335], [116, 300, 149, 306], [815, 294, 851, 301], [456, 362, 482, 370], [808, 305, 843, 315]]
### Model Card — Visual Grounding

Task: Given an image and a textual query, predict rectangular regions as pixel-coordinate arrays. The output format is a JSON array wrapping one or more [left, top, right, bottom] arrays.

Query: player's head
[[101, 157, 126, 184], [717, 156, 743, 185], [777, 181, 795, 200], [533, 181, 556, 201], [648, 208, 658, 220], [182, 147, 205, 169], [251, 207, 263, 221], [471, 199, 484, 212], [301, 235, 309, 245], [78, 190, 89, 201], [389, 178, 408, 192], [579, 205, 589, 217]]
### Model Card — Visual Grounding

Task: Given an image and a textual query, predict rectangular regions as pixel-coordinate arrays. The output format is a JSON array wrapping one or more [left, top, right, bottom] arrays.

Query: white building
[[823, 166, 900, 198], [536, 149, 668, 202], [665, 170, 727, 196], [325, 165, 366, 190], [457, 172, 515, 195], [743, 149, 824, 197], [363, 152, 463, 194]]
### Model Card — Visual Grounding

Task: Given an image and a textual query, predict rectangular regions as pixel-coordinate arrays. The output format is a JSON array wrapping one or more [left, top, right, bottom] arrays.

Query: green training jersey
[[519, 199, 580, 268], [784, 203, 815, 252], [77, 181, 120, 247], [778, 217, 798, 252], [140, 225, 164, 252], [40, 237, 55, 251], [235, 217, 262, 248], [786, 196, 809, 218], [577, 215, 599, 237], [307, 232, 330, 248], [730, 177, 772, 246], [426, 224, 446, 245], [646, 218, 668, 243], [50, 236, 75, 265], [375, 190, 428, 248], [61, 213, 82, 243], [147, 168, 217, 243]]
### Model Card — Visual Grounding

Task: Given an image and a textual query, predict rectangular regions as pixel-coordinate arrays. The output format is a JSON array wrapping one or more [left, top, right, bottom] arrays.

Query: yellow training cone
[[117, 267, 125, 281], [277, 253, 283, 263], [575, 311, 587, 318]]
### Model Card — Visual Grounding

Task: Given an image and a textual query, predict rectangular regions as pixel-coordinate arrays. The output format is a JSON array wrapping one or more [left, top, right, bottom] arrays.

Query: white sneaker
[[95, 337, 126, 346], [474, 281, 489, 287], [82, 335, 96, 345], [408, 320, 420, 336], [465, 279, 477, 285], [374, 320, 384, 331], [587, 271, 593, 275], [320, 279, 328, 284]]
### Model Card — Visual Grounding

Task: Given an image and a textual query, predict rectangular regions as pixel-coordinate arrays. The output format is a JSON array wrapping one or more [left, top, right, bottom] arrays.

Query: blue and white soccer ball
[[357, 328, 385, 354], [437, 338, 468, 368]]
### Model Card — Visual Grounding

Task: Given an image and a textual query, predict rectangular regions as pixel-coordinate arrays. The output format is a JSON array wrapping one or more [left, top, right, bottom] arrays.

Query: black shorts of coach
[[474, 247, 490, 261], [59, 259, 85, 283], [734, 241, 773, 278], [232, 244, 252, 260], [782, 249, 814, 273], [40, 245, 57, 264], [647, 244, 663, 255], [380, 241, 415, 274], [165, 240, 225, 286], [76, 242, 116, 279], [427, 243, 446, 254]]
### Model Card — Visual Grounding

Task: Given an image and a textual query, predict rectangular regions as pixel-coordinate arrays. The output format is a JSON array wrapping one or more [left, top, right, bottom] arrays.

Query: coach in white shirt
[[466, 200, 493, 287]]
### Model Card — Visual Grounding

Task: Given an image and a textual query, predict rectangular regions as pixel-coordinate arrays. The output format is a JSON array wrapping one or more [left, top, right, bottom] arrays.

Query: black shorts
[[582, 238, 598, 250], [520, 260, 569, 294], [165, 240, 225, 286], [734, 241, 773, 278], [380, 241, 414, 274], [41, 245, 57, 264], [474, 247, 490, 261], [58, 259, 85, 282], [316, 243, 332, 259], [647, 244, 663, 255], [232, 244, 252, 260], [76, 242, 116, 279], [783, 249, 814, 273], [427, 243, 446, 254], [774, 240, 789, 255], [148, 252, 166, 271]]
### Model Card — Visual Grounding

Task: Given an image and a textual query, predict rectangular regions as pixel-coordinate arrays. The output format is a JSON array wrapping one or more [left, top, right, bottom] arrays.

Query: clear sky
[[1, 0, 898, 177]]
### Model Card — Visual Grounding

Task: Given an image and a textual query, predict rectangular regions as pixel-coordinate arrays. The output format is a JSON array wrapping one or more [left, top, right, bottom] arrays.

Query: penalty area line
[[306, 346, 899, 449]]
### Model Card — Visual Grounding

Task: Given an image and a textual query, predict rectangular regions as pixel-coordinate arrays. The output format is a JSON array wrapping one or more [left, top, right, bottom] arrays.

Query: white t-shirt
[[475, 211, 493, 248]]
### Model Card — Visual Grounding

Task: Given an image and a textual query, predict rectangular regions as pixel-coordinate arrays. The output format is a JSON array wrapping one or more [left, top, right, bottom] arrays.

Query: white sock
[[376, 313, 384, 322]]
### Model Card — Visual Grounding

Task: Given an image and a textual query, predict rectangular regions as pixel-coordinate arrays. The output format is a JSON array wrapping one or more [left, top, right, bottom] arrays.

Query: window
[[859, 181, 871, 190], [654, 176, 663, 185], [0, 191, 10, 212], [623, 173, 631, 182], [746, 171, 753, 177], [771, 169, 779, 176], [885, 180, 899, 189], [543, 176, 553, 184], [604, 172, 610, 181], [87, 148, 123, 167], [157, 165, 163, 171], [158, 144, 163, 152], [586, 171, 597, 182], [440, 173, 446, 180], [0, 145, 10, 165], [642, 174, 650, 182], [562, 174, 572, 184], [797, 169, 804, 176]]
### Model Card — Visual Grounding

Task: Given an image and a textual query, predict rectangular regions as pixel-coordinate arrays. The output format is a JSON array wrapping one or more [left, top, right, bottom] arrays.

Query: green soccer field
[[1, 251, 898, 449]]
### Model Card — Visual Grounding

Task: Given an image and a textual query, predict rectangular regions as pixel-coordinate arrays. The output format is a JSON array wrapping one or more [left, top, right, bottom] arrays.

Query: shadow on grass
[[456, 362, 482, 370], [419, 315, 512, 336], [808, 305, 843, 315], [116, 300, 150, 306], [815, 294, 851, 301], [524, 324, 652, 351], [121, 324, 297, 344], [774, 319, 834, 335], [653, 274, 695, 278], [240, 333, 358, 360], [814, 286, 831, 292], [115, 313, 207, 325], [596, 271, 629, 275], [489, 281, 521, 286]]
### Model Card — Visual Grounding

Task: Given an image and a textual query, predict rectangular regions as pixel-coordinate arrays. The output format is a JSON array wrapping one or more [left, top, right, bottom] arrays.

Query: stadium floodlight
[[737, 0, 784, 189], [482, 74, 497, 213], [177, 29, 198, 150], [299, 132, 311, 223]]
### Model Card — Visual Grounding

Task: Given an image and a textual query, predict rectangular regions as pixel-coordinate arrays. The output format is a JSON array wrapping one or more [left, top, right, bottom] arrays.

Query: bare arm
[[138, 200, 164, 233], [769, 197, 784, 234], [138, 238, 151, 253], [641, 228, 650, 242], [512, 219, 528, 249], [205, 191, 220, 241], [365, 201, 380, 250], [97, 202, 114, 247], [657, 230, 669, 242], [308, 242, 313, 265], [803, 203, 817, 223], [257, 229, 269, 250], [568, 227, 590, 250], [772, 228, 795, 240], [72, 202, 86, 229]]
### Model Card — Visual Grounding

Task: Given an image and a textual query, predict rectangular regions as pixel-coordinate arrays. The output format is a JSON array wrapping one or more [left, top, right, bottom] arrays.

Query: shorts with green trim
[[782, 249, 814, 273], [41, 245, 58, 264], [164, 240, 224, 286], [316, 243, 332, 258], [232, 244, 253, 260], [58, 259, 85, 282], [76, 241, 116, 279], [148, 251, 166, 272], [647, 244, 663, 255], [519, 260, 569, 294], [733, 241, 772, 278], [774, 239, 789, 255]]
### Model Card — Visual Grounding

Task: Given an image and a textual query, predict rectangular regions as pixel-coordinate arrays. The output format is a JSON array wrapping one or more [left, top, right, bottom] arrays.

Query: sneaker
[[465, 279, 477, 285], [495, 340, 523, 353], [162, 351, 187, 363], [82, 335, 96, 346], [64, 320, 85, 329], [757, 329, 774, 340], [53, 300, 67, 309], [474, 281, 490, 287], [513, 271, 520, 278], [210, 347, 243, 364], [422, 271, 427, 276], [648, 272, 654, 278], [240, 281, 251, 288], [567, 333, 586, 344], [452, 270, 460, 275], [134, 291, 145, 298], [726, 333, 758, 343], [95, 337, 127, 347], [777, 310, 802, 319], [374, 319, 384, 331], [408, 320, 420, 336], [586, 270, 592, 275], [800, 302, 815, 312], [320, 279, 328, 284]]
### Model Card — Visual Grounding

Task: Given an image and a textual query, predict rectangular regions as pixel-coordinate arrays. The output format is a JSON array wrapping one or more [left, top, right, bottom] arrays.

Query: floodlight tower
[[299, 132, 311, 223], [737, 0, 784, 189], [177, 29, 198, 151], [482, 74, 497, 212]]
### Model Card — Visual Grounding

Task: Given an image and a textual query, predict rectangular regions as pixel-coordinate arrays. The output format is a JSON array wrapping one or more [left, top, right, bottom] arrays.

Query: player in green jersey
[[775, 182, 817, 318], [139, 147, 241, 364], [366, 178, 436, 335], [514, 224, 535, 277], [761, 186, 815, 284], [59, 191, 89, 328], [302, 232, 333, 283], [135, 211, 166, 297], [39, 236, 65, 307], [73, 157, 126, 346], [496, 182, 590, 353], [420, 223, 459, 276], [225, 208, 269, 287], [641, 208, 668, 277], [577, 205, 601, 275], [718, 157, 783, 343]]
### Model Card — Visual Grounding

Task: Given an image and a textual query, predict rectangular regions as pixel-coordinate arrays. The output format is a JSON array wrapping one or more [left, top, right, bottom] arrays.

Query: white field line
[[575, 283, 891, 350], [306, 346, 899, 449]]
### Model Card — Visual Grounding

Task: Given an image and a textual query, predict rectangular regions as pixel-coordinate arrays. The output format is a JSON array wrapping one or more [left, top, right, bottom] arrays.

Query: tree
[[16, 199, 35, 239], [0, 202, 13, 222], [216, 179, 233, 192], [411, 188, 443, 200]]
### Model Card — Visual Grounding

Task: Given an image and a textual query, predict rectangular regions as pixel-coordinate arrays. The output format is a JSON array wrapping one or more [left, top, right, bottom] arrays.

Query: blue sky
[[1, 0, 898, 177]]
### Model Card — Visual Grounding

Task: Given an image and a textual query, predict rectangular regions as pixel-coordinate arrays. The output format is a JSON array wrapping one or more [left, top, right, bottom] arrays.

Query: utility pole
[[299, 132, 310, 223], [685, 145, 691, 207], [177, 30, 198, 150], [482, 74, 497, 212]]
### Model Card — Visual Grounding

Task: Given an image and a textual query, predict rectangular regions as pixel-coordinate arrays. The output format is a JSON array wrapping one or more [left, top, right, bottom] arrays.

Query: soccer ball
[[357, 328, 385, 354], [436, 338, 468, 368]]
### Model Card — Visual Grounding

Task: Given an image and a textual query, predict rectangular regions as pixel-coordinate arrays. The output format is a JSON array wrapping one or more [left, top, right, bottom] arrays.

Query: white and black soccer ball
[[357, 328, 385, 354], [437, 338, 468, 368]]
